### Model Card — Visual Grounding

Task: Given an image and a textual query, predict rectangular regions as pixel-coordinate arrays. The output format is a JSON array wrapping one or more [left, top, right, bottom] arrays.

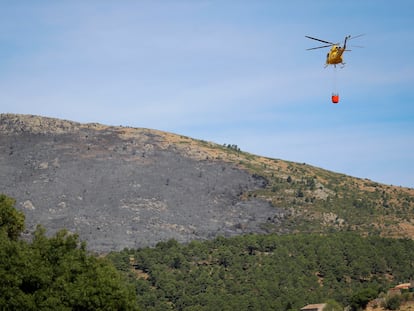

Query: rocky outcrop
[[0, 114, 283, 252], [0, 114, 82, 134]]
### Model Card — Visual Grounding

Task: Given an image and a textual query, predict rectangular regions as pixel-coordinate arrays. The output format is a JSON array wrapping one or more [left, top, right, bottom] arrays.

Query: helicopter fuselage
[[326, 45, 345, 66]]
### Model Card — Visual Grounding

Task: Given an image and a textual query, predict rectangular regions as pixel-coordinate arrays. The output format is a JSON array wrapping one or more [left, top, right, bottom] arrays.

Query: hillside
[[1, 114, 414, 252]]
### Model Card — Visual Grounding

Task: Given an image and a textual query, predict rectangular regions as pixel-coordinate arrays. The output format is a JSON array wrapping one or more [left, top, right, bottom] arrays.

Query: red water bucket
[[332, 94, 339, 104]]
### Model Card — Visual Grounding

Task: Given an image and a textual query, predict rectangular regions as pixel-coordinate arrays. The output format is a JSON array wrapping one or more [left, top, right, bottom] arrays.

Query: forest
[[108, 232, 414, 310], [2, 193, 414, 310]]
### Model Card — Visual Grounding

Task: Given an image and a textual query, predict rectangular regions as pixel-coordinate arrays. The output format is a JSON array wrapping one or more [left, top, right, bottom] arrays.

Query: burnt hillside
[[2, 114, 414, 253], [0, 114, 282, 252]]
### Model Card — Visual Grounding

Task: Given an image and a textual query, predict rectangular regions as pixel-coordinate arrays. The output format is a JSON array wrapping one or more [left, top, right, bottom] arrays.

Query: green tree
[[349, 287, 378, 311], [0, 195, 139, 310], [30, 227, 138, 310], [383, 295, 401, 310], [0, 194, 25, 240], [324, 299, 343, 311]]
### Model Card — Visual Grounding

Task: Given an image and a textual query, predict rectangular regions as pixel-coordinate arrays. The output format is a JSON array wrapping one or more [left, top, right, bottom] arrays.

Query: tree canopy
[[0, 194, 138, 310], [3, 193, 414, 310], [110, 233, 414, 310], [0, 194, 25, 240]]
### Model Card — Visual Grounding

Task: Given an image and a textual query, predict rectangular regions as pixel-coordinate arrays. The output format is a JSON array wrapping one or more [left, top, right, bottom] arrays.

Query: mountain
[[1, 114, 413, 252]]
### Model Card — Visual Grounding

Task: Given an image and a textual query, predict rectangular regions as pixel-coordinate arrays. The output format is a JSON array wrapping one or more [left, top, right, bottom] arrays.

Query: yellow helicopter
[[306, 34, 363, 67]]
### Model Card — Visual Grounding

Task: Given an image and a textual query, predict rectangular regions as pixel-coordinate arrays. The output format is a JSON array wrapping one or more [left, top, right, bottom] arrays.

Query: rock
[[22, 200, 35, 210]]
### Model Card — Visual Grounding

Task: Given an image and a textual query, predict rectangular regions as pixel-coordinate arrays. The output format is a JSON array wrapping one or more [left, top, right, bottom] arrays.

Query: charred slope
[[0, 114, 281, 252]]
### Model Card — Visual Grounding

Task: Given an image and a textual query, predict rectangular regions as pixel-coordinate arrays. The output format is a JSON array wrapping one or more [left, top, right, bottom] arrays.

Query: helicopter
[[306, 34, 363, 104], [305, 34, 363, 68]]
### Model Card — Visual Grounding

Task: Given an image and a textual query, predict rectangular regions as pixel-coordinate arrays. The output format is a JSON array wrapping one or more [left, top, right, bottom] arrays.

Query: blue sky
[[1, 1, 413, 187]]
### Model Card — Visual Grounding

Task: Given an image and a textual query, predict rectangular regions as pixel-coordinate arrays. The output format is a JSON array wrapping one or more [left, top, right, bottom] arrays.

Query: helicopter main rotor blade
[[348, 33, 365, 41], [305, 35, 335, 45], [306, 44, 333, 50]]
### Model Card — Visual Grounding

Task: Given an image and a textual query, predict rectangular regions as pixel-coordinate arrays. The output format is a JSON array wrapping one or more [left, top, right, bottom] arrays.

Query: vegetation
[[383, 295, 402, 310], [175, 137, 414, 239], [4, 115, 414, 310], [2, 192, 414, 310], [108, 233, 414, 311], [0, 194, 138, 310], [3, 133, 414, 310], [0, 195, 25, 240]]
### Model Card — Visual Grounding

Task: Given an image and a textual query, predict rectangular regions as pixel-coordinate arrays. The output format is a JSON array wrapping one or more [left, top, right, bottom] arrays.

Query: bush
[[383, 295, 401, 310], [347, 287, 378, 311]]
